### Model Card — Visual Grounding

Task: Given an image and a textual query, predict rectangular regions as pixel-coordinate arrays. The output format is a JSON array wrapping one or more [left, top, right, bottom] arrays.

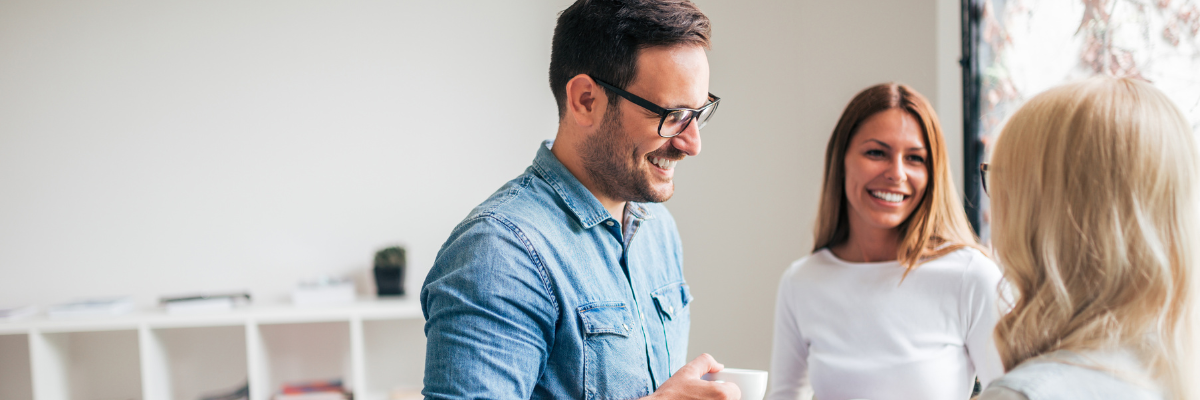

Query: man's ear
[[564, 74, 608, 128]]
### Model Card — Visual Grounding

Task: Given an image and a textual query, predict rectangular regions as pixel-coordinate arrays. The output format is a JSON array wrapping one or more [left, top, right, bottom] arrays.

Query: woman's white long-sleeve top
[[767, 247, 1006, 400]]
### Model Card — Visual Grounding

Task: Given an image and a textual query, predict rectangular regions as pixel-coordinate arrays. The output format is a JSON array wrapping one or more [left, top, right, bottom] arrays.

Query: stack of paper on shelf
[[291, 276, 356, 307], [47, 297, 134, 318], [0, 305, 38, 321], [160, 291, 251, 314]]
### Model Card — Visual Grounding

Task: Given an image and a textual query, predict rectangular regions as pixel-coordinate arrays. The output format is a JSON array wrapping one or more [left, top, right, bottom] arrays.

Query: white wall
[[0, 0, 559, 306], [0, 0, 962, 374]]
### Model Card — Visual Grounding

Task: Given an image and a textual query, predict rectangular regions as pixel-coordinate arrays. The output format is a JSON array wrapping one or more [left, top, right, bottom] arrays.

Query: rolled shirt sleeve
[[421, 216, 559, 400]]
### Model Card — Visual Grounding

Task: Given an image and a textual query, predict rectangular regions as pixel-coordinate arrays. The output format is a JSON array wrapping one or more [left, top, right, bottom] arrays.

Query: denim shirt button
[[606, 221, 614, 226], [622, 323, 629, 331], [668, 306, 675, 314]]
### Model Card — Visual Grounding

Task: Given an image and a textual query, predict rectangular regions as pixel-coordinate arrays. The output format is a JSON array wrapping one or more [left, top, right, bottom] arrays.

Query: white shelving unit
[[0, 298, 426, 400]]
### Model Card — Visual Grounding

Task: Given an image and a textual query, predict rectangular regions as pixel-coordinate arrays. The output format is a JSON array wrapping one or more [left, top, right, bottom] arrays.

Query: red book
[[280, 379, 344, 395]]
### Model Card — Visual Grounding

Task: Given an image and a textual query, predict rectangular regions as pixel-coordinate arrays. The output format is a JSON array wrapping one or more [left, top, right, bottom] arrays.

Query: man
[[420, 1, 734, 399]]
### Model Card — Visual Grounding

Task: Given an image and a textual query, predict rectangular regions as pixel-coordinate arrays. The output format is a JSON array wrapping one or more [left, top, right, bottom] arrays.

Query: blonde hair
[[990, 76, 1199, 399], [813, 83, 982, 272]]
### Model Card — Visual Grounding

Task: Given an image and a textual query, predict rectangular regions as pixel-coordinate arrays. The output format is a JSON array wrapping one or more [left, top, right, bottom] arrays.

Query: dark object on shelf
[[374, 246, 407, 296]]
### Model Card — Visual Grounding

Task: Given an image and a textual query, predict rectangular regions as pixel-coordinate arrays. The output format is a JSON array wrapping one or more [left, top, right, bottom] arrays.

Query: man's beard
[[579, 106, 684, 204]]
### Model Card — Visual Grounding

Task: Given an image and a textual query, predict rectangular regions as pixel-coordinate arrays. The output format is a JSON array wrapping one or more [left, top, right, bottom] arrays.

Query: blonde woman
[[978, 77, 1198, 399], [767, 83, 1005, 400]]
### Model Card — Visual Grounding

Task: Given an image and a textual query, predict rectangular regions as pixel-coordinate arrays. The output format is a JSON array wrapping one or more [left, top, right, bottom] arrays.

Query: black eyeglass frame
[[590, 76, 720, 138], [979, 162, 989, 195]]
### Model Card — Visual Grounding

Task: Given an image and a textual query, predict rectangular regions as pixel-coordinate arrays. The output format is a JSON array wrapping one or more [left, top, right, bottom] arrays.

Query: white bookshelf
[[0, 298, 426, 400]]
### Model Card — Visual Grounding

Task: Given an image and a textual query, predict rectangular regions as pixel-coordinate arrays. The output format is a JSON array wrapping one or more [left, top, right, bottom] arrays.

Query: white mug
[[701, 368, 769, 400]]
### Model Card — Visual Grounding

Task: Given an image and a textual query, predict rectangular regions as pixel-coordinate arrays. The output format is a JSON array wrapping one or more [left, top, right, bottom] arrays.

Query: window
[[962, 0, 1200, 239]]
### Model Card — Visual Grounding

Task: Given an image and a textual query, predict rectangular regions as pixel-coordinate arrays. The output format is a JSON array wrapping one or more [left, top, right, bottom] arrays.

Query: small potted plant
[[373, 246, 406, 296]]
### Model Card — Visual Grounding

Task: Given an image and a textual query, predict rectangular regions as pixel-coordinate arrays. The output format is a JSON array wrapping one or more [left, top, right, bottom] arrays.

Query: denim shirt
[[421, 140, 693, 400]]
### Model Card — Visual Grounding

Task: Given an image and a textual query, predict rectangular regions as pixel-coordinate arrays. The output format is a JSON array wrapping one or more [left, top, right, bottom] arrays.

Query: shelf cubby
[[256, 321, 352, 396], [0, 333, 34, 400], [30, 329, 143, 400], [147, 325, 248, 400], [361, 318, 425, 400]]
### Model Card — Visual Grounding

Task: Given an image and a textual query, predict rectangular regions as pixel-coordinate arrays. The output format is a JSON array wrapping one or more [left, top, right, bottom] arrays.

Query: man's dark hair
[[550, 0, 711, 118]]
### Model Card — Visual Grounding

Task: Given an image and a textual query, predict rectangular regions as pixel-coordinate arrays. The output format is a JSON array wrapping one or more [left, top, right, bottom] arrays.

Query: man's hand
[[643, 354, 741, 400]]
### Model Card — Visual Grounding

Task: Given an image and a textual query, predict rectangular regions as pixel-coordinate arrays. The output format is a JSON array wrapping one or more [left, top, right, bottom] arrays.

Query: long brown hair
[[812, 83, 982, 272]]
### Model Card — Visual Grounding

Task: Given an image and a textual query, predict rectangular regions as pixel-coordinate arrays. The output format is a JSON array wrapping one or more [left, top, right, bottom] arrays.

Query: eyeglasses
[[979, 163, 990, 196], [590, 76, 720, 138]]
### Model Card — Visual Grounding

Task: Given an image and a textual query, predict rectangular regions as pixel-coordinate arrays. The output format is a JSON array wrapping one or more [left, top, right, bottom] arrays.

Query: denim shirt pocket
[[650, 281, 693, 320], [650, 281, 692, 372], [578, 301, 651, 400]]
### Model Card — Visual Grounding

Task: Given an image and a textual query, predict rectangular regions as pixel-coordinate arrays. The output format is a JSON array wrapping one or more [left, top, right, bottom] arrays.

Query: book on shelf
[[160, 291, 251, 314], [0, 305, 38, 321], [276, 378, 348, 400], [47, 297, 134, 318], [274, 392, 347, 400]]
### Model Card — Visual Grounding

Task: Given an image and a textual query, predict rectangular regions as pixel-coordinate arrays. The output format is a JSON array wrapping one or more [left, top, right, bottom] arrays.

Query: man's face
[[579, 45, 709, 204]]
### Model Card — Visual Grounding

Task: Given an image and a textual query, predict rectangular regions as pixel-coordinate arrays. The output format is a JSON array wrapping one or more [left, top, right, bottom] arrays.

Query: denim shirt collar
[[531, 140, 654, 229]]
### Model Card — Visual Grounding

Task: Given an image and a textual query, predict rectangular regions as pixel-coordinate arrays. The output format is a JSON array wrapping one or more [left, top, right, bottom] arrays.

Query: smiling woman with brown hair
[[767, 83, 1005, 400]]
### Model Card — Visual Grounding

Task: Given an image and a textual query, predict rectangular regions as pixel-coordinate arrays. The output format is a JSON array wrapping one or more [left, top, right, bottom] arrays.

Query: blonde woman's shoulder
[[983, 351, 1164, 400], [976, 386, 1030, 400]]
